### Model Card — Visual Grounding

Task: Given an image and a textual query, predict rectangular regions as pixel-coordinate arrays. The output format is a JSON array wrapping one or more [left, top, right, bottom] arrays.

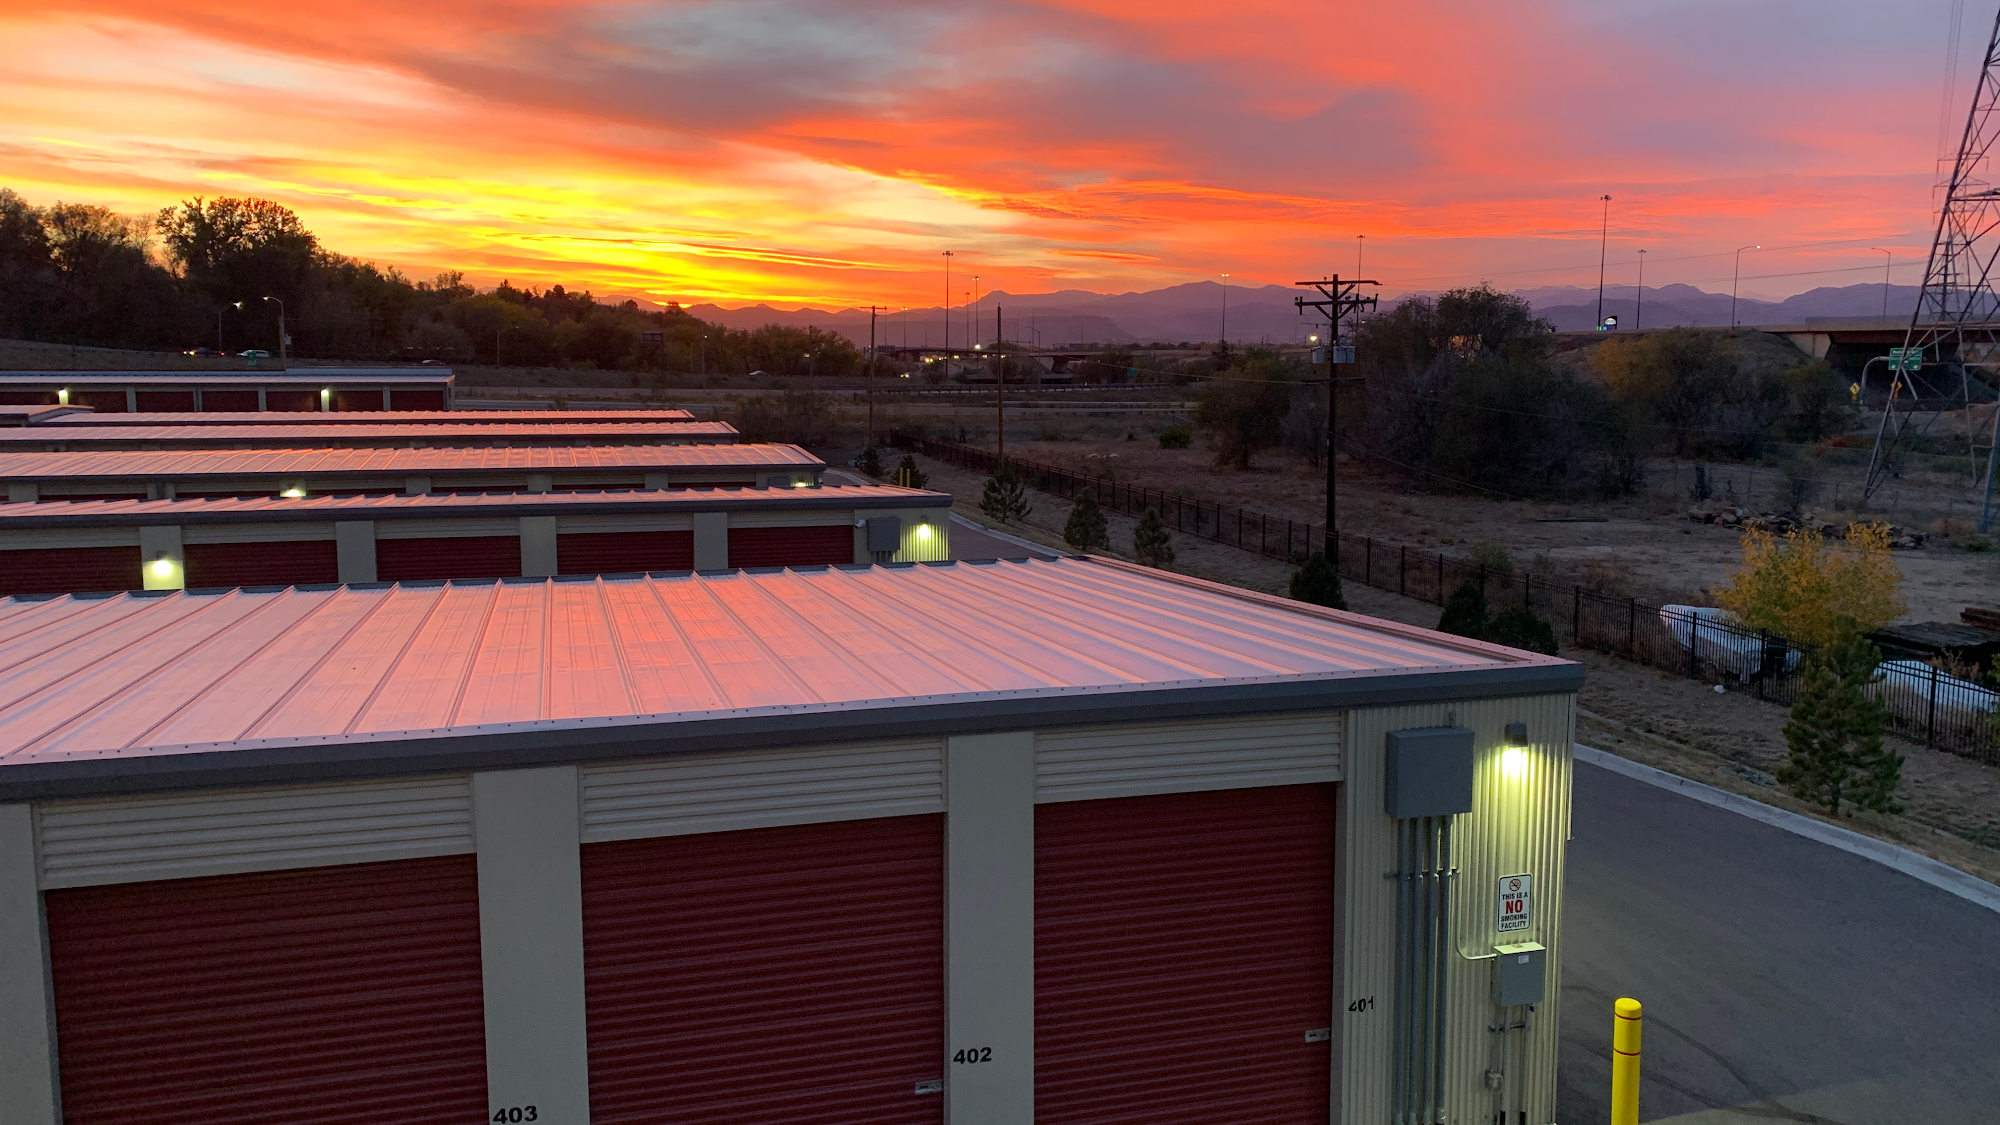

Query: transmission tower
[[1865, 6, 2000, 502]]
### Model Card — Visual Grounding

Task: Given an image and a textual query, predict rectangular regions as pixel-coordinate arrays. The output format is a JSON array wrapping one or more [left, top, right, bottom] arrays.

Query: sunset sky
[[0, 1, 1978, 307]]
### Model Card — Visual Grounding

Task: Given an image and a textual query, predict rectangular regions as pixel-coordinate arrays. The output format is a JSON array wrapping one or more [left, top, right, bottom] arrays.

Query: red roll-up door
[[391, 389, 446, 411], [1035, 784, 1334, 1125], [727, 524, 853, 568], [557, 530, 694, 575], [44, 855, 488, 1125], [136, 390, 197, 411], [582, 814, 944, 1125], [0, 545, 139, 594], [69, 390, 128, 413], [184, 539, 341, 588], [201, 389, 260, 412], [265, 389, 317, 412], [376, 534, 521, 581], [333, 389, 384, 411]]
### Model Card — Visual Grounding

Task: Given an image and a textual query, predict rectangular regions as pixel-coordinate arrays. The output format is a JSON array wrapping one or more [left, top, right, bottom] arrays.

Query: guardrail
[[891, 430, 1999, 762]]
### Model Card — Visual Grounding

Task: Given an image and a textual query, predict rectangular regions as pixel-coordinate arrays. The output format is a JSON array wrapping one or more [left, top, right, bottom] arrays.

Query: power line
[[1376, 231, 1933, 289]]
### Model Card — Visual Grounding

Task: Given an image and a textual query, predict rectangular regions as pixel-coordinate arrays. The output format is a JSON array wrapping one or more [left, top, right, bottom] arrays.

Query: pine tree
[[1436, 579, 1489, 639], [1133, 507, 1174, 569], [980, 462, 1031, 524], [857, 445, 884, 478], [1779, 633, 1900, 816], [1289, 552, 1346, 610], [1063, 487, 1110, 551], [895, 453, 928, 489]]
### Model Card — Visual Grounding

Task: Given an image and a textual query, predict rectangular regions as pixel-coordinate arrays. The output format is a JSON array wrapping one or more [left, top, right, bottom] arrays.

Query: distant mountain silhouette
[[689, 281, 1930, 349]]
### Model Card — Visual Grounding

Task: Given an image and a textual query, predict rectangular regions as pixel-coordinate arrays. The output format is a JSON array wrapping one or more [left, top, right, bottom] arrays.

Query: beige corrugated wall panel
[[1035, 711, 1342, 803], [725, 509, 853, 528], [0, 527, 141, 550], [552, 513, 695, 534], [35, 775, 474, 889], [579, 739, 944, 843], [183, 522, 337, 544], [1338, 693, 1575, 1125], [375, 517, 520, 539]]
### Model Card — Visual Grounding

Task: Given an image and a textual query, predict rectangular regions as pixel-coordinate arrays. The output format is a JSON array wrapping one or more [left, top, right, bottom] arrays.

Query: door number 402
[[953, 1047, 993, 1064]]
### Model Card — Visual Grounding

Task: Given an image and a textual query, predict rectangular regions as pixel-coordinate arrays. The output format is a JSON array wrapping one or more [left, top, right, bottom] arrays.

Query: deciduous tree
[[1713, 523, 1904, 649]]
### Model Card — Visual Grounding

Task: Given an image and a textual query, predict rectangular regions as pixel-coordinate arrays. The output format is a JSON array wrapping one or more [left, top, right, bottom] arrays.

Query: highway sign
[[1888, 347, 1921, 372]]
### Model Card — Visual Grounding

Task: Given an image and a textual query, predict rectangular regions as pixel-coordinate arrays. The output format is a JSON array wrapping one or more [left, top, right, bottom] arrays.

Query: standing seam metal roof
[[0, 422, 738, 446], [0, 485, 949, 527], [40, 410, 696, 425], [0, 558, 1576, 798], [0, 444, 821, 479]]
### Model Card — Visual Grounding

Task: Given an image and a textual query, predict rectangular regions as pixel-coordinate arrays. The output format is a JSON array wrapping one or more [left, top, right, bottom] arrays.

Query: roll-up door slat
[[557, 529, 694, 575], [375, 533, 520, 581], [0, 545, 138, 595], [1035, 785, 1333, 1124], [728, 524, 853, 568], [1037, 713, 1341, 803], [581, 742, 943, 842], [184, 539, 341, 588], [582, 814, 943, 1125], [45, 855, 487, 1125]]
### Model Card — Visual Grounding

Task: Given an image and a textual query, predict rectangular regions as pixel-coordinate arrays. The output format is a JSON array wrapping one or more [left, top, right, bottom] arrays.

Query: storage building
[[0, 485, 951, 594], [0, 558, 1581, 1125], [0, 369, 456, 412], [0, 421, 738, 451], [0, 444, 824, 503], [34, 408, 698, 426]]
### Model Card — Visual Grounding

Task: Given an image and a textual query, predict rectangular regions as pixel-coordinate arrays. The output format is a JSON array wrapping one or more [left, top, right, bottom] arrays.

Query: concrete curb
[[948, 513, 1061, 558], [1574, 743, 2000, 917]]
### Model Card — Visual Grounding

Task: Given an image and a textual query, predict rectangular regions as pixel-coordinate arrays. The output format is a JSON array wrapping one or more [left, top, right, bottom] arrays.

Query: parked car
[[237, 349, 271, 359], [183, 347, 224, 357]]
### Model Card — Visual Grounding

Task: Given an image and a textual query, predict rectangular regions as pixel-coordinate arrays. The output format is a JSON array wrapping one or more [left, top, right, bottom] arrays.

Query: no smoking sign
[[1496, 873, 1533, 933]]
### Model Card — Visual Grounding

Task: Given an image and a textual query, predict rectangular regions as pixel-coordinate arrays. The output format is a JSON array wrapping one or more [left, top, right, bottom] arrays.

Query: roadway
[[1558, 760, 2000, 1123]]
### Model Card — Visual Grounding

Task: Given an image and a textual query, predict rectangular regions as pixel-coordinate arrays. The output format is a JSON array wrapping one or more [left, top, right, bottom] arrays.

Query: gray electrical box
[[865, 517, 902, 554], [1384, 726, 1475, 819], [1491, 942, 1546, 1006]]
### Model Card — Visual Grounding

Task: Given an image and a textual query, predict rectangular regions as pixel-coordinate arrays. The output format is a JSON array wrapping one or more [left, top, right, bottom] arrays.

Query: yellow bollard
[[1611, 997, 1643, 1125]]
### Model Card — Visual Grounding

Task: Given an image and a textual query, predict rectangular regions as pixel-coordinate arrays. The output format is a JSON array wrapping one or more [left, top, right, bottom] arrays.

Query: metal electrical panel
[[865, 517, 902, 554], [1491, 942, 1546, 1006], [1384, 726, 1475, 819]]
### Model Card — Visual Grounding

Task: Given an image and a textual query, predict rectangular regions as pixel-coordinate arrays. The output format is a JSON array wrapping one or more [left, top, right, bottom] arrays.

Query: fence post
[[1755, 631, 1767, 701], [1437, 553, 1445, 606], [1365, 538, 1373, 587], [1572, 586, 1580, 644], [1928, 662, 1940, 750], [1686, 611, 1700, 681], [1627, 598, 1637, 657]]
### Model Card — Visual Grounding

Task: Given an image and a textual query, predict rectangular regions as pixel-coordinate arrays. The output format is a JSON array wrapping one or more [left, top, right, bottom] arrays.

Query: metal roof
[[0, 370, 452, 385], [0, 557, 1579, 799], [0, 421, 738, 448], [0, 484, 949, 527], [0, 444, 822, 481], [40, 409, 696, 426]]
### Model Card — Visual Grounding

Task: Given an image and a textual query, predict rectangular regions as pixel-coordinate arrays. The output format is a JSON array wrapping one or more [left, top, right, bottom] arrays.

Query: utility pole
[[996, 304, 1005, 464], [866, 306, 879, 451], [1294, 275, 1379, 557], [1635, 250, 1647, 330], [1595, 195, 1612, 329], [263, 296, 288, 368], [942, 251, 953, 355], [1221, 272, 1230, 344]]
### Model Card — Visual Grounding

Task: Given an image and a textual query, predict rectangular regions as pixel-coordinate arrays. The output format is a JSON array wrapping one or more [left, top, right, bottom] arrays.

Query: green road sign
[[1888, 347, 1921, 372]]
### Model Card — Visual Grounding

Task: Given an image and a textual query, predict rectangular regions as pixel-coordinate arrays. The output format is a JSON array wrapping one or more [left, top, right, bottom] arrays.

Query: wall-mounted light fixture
[[1500, 721, 1530, 778], [149, 554, 176, 579], [913, 523, 934, 542], [279, 487, 306, 499], [57, 388, 69, 406]]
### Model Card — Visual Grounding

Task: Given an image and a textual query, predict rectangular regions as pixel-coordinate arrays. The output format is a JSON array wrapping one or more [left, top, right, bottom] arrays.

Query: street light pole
[[1356, 235, 1365, 279], [1871, 247, 1892, 317], [1730, 245, 1759, 329], [1635, 250, 1647, 330], [1220, 272, 1229, 344], [262, 296, 287, 367], [942, 251, 952, 355], [1592, 191, 1608, 324]]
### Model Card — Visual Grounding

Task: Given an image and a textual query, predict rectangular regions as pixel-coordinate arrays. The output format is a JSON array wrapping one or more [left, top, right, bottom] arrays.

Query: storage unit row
[[24, 408, 698, 426], [0, 369, 455, 412], [0, 486, 952, 594], [0, 420, 738, 451], [0, 560, 1583, 1125]]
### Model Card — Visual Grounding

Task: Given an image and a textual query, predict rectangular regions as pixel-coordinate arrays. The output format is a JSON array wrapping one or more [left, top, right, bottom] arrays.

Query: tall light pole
[[1220, 272, 1230, 344], [262, 295, 287, 367], [972, 276, 981, 350], [1356, 235, 1365, 279], [1595, 194, 1612, 329], [1635, 249, 1647, 330], [942, 251, 952, 355], [1870, 247, 1892, 317], [1730, 245, 1760, 329]]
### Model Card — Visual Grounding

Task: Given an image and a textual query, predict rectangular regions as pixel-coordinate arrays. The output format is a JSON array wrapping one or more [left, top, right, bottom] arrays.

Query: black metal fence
[[892, 431, 2000, 763]]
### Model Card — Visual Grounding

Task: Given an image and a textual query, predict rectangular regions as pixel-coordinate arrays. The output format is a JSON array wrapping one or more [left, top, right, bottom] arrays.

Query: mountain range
[[685, 281, 1925, 350]]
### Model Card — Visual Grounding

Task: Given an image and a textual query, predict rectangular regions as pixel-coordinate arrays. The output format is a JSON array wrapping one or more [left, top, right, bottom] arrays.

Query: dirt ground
[[909, 429, 2000, 624], [909, 451, 2000, 887]]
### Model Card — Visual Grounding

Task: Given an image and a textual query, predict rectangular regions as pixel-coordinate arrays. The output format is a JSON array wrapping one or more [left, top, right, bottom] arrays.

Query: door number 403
[[492, 1109, 537, 1123], [953, 1047, 993, 1064]]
